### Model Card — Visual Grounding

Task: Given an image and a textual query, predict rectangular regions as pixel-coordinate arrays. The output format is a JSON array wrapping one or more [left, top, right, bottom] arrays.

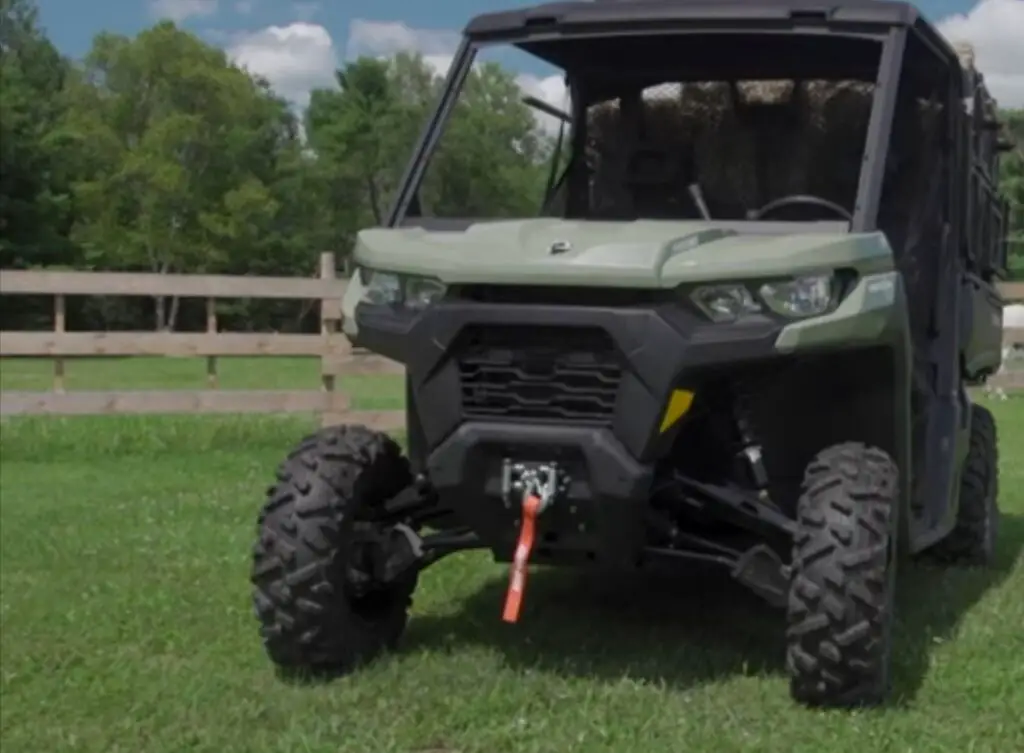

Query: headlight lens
[[362, 271, 402, 306], [759, 273, 835, 318], [405, 276, 447, 310], [358, 269, 447, 310], [690, 283, 762, 322]]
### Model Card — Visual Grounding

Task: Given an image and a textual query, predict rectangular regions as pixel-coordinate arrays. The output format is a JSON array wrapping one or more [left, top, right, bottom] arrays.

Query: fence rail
[[0, 252, 404, 428], [0, 332, 342, 357], [1, 266, 1022, 423], [0, 269, 346, 300]]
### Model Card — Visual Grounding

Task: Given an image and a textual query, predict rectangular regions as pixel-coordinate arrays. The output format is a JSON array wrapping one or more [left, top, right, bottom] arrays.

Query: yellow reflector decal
[[659, 389, 695, 434]]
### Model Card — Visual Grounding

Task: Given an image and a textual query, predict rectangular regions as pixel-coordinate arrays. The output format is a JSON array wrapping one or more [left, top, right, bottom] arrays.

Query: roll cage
[[385, 0, 1010, 280]]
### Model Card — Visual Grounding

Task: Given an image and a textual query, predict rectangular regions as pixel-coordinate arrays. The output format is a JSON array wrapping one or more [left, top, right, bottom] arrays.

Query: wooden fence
[[0, 252, 405, 430], [0, 266, 1022, 426]]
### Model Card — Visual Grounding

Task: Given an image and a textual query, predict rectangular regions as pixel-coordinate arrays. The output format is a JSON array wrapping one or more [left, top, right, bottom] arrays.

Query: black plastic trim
[[464, 1, 922, 37], [355, 299, 783, 461], [425, 421, 654, 566]]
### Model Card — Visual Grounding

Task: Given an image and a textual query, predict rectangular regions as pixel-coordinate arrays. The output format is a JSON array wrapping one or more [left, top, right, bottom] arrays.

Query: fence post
[[319, 252, 347, 427], [206, 298, 219, 388], [53, 294, 65, 393]]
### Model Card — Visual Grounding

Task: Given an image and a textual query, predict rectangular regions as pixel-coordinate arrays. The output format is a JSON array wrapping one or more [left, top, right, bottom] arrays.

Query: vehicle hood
[[352, 219, 895, 287]]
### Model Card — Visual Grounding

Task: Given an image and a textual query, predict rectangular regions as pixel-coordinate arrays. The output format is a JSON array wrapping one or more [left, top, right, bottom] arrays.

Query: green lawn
[[1, 358, 1023, 752], [0, 356, 405, 411]]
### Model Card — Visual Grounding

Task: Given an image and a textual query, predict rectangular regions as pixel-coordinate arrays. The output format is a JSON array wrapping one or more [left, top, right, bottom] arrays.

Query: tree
[[999, 109, 1023, 279], [305, 52, 437, 259], [422, 60, 552, 219], [57, 22, 310, 329], [0, 0, 74, 270]]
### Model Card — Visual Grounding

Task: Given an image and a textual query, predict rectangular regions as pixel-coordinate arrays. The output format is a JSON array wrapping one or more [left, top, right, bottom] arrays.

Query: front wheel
[[786, 442, 900, 708], [251, 424, 418, 675]]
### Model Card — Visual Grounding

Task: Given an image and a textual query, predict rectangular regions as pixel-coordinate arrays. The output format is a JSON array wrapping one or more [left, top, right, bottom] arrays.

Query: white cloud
[[150, 0, 217, 22], [345, 20, 459, 79], [227, 23, 339, 106], [345, 20, 461, 60], [937, 0, 1024, 108]]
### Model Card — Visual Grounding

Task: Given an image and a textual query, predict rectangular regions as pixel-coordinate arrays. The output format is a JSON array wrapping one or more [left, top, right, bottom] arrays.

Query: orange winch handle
[[502, 494, 542, 623]]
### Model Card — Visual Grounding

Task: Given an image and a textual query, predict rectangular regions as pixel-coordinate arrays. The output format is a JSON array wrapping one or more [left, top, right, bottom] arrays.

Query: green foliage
[[422, 61, 551, 218], [303, 52, 550, 232], [53, 23, 315, 328], [1000, 109, 1024, 278], [0, 0, 74, 269]]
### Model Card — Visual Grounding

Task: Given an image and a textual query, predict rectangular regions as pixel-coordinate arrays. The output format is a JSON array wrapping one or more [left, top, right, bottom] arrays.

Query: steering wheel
[[747, 194, 853, 222]]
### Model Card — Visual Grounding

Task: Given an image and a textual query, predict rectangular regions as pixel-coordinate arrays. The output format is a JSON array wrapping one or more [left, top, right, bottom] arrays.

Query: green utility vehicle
[[251, 0, 1013, 708]]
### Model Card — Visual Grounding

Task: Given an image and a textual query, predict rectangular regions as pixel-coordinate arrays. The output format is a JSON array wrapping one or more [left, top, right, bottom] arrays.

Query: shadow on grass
[[403, 514, 1023, 705], [890, 512, 1024, 702]]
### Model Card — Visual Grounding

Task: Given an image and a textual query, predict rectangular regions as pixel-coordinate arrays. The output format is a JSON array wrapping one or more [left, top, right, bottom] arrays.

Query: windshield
[[579, 77, 875, 222], [404, 44, 571, 221], [399, 30, 896, 225]]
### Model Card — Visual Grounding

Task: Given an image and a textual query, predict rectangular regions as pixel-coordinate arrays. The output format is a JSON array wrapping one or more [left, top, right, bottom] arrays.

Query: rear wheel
[[927, 403, 999, 566], [786, 442, 899, 708], [251, 425, 418, 676]]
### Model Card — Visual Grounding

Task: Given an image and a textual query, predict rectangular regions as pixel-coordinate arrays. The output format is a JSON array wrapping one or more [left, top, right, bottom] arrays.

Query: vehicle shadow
[[403, 514, 1023, 706]]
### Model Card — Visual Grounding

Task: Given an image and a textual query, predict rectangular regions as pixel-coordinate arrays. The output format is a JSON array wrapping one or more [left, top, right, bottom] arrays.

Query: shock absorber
[[731, 380, 774, 507]]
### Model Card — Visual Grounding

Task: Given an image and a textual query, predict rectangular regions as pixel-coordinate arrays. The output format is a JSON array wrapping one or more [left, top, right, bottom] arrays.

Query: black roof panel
[[464, 0, 929, 36]]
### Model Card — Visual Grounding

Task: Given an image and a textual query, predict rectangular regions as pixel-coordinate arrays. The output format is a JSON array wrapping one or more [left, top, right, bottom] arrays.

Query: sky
[[34, 0, 1024, 113]]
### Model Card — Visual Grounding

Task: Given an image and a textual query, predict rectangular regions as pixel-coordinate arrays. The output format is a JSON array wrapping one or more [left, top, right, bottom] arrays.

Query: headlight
[[690, 283, 762, 322], [358, 269, 447, 310], [759, 273, 836, 318], [362, 270, 402, 305], [404, 276, 447, 310]]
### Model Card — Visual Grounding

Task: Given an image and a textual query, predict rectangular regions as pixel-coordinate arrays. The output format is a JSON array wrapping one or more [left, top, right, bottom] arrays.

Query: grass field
[[1, 357, 1023, 753], [0, 356, 406, 411]]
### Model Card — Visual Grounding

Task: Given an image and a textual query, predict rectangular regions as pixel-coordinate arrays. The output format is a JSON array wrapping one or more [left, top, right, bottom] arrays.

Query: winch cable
[[501, 492, 543, 624]]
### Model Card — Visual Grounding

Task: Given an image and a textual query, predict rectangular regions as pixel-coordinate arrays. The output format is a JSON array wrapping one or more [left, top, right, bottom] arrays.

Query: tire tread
[[251, 424, 415, 674]]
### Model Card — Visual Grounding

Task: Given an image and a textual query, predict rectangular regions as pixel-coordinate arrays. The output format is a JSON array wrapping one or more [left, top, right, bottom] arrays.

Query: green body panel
[[962, 273, 1005, 377], [352, 220, 895, 285], [774, 272, 904, 351], [343, 219, 900, 339]]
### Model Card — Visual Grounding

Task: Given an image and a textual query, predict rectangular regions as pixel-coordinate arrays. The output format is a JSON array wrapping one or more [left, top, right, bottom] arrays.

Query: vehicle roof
[[463, 0, 957, 68], [466, 0, 924, 33]]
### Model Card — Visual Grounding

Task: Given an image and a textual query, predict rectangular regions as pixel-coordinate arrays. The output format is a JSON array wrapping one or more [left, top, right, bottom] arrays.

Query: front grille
[[454, 325, 622, 423]]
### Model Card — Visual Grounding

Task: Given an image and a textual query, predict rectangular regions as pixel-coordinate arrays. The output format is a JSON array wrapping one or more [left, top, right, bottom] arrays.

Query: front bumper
[[356, 299, 787, 564], [356, 299, 784, 461], [427, 422, 652, 566]]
